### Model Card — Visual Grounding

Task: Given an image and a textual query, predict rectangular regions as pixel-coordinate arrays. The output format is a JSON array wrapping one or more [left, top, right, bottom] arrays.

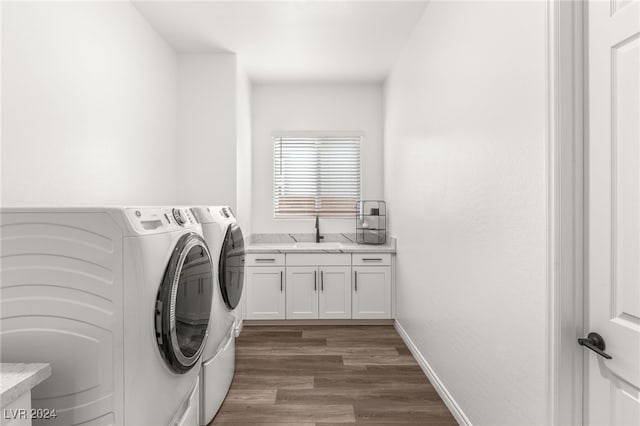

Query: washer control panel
[[165, 208, 197, 227], [125, 207, 199, 234], [172, 208, 187, 225], [219, 206, 235, 219]]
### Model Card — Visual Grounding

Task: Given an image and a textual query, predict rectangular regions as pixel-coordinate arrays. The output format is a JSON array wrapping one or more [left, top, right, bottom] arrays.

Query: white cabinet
[[318, 266, 352, 319], [352, 266, 392, 319], [244, 252, 393, 321], [286, 266, 318, 319], [286, 266, 352, 319], [245, 266, 285, 320]]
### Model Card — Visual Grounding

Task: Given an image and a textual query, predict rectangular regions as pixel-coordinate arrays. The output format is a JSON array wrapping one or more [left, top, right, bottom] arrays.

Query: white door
[[586, 0, 640, 424], [352, 266, 391, 319], [319, 266, 351, 319], [286, 266, 318, 319], [245, 267, 285, 320]]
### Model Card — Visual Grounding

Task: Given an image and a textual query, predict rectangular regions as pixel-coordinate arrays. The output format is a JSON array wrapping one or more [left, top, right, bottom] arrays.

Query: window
[[274, 135, 361, 218]]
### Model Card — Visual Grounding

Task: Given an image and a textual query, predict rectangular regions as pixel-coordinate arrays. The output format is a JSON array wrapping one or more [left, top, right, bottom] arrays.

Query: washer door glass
[[219, 223, 245, 310], [156, 233, 213, 373]]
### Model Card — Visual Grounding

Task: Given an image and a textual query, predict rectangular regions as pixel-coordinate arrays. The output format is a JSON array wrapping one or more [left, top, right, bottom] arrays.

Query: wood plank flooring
[[210, 325, 457, 425]]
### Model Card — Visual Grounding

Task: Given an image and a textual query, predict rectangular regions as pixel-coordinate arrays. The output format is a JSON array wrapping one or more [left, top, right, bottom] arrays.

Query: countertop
[[245, 240, 396, 254], [1, 363, 51, 407]]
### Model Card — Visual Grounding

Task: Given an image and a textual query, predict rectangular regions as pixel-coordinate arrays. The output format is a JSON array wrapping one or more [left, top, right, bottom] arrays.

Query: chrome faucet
[[314, 215, 324, 243]]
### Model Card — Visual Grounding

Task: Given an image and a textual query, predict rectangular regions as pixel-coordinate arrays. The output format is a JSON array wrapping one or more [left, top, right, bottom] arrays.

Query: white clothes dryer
[[191, 206, 245, 425], [1, 207, 213, 426]]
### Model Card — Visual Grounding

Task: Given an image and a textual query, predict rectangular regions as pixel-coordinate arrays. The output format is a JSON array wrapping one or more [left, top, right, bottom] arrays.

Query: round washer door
[[156, 233, 213, 373], [218, 223, 245, 310]]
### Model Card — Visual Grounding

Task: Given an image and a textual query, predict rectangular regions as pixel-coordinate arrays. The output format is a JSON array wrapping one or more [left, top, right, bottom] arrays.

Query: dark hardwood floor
[[210, 325, 457, 425]]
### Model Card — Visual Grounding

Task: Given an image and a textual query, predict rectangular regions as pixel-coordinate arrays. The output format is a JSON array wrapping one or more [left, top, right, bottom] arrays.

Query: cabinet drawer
[[245, 253, 285, 266], [352, 253, 391, 266], [286, 253, 351, 266]]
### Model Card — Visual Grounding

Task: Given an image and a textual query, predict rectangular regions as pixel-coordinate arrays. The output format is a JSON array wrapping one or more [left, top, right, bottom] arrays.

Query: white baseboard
[[243, 319, 394, 326], [394, 320, 472, 426]]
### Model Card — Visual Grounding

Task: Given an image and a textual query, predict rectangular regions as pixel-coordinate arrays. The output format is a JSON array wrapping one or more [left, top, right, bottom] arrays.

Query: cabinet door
[[245, 267, 285, 320], [352, 266, 391, 319], [286, 266, 319, 319], [319, 266, 351, 319]]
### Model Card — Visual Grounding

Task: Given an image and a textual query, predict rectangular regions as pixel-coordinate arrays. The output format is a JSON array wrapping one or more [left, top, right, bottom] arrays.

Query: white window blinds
[[274, 136, 361, 218]]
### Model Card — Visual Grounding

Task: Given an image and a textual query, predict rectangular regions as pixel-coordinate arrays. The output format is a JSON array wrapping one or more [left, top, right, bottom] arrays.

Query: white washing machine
[[191, 206, 245, 425], [0, 207, 214, 426]]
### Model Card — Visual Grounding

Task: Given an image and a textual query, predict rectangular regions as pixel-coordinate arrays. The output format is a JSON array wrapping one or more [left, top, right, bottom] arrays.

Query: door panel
[[587, 0, 640, 423], [286, 266, 318, 319], [319, 266, 351, 319], [245, 267, 285, 320], [352, 266, 391, 319], [219, 224, 245, 310], [155, 234, 213, 373]]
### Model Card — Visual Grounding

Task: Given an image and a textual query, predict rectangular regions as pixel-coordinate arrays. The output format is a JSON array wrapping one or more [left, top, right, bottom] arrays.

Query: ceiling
[[133, 1, 429, 83]]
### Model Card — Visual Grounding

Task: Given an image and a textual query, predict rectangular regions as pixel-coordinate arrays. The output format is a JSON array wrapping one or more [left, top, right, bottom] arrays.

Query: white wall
[[176, 53, 237, 208], [384, 2, 548, 425], [236, 66, 253, 235], [1, 2, 177, 205], [251, 84, 383, 234]]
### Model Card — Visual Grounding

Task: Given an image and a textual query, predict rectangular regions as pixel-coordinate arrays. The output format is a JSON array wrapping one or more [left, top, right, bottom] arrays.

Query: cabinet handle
[[362, 258, 382, 262], [354, 271, 358, 291], [256, 258, 276, 262], [321, 270, 324, 291], [280, 271, 283, 292], [314, 270, 317, 291]]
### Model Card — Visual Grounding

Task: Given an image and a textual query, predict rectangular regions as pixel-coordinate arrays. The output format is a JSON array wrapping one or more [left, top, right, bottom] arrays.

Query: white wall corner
[[394, 320, 472, 426]]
